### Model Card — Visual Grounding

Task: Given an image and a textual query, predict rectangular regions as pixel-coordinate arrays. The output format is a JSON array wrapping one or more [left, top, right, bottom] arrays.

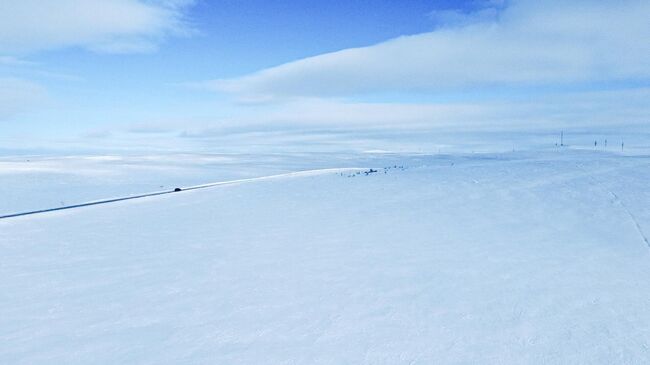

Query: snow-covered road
[[2, 151, 650, 364], [0, 168, 365, 220]]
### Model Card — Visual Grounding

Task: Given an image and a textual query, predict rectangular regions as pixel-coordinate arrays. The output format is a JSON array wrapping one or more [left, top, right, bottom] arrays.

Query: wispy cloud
[[0, 0, 195, 54], [0, 56, 36, 66], [428, 0, 506, 28], [212, 88, 650, 131], [0, 78, 47, 120], [205, 0, 650, 100]]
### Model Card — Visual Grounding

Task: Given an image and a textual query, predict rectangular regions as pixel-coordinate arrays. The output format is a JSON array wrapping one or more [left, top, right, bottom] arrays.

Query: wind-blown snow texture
[[2, 150, 650, 364]]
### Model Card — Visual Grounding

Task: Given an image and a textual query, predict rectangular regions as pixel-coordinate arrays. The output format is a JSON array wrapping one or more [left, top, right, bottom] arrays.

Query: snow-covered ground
[[2, 149, 650, 363], [0, 152, 408, 216]]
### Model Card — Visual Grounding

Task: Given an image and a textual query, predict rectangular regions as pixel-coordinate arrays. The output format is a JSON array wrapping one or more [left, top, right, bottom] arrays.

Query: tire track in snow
[[577, 163, 650, 248], [607, 190, 650, 247], [0, 168, 365, 221]]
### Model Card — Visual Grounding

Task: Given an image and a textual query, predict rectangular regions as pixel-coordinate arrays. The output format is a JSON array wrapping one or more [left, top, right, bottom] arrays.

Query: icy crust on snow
[[2, 150, 650, 364]]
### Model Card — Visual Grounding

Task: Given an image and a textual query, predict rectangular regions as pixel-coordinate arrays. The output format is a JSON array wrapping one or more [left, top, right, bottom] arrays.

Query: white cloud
[[165, 88, 649, 137], [0, 0, 195, 54], [206, 0, 650, 99], [0, 78, 48, 120]]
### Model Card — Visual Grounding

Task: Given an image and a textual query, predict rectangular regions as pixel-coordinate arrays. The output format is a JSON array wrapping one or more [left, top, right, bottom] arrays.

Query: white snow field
[[2, 150, 650, 364], [0, 152, 413, 216]]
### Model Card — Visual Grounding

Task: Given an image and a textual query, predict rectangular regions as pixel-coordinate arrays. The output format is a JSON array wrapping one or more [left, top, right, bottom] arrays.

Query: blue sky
[[0, 0, 648, 149]]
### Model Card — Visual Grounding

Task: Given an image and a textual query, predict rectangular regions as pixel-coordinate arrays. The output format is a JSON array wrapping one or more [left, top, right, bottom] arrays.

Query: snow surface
[[2, 150, 650, 364], [0, 152, 410, 216]]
